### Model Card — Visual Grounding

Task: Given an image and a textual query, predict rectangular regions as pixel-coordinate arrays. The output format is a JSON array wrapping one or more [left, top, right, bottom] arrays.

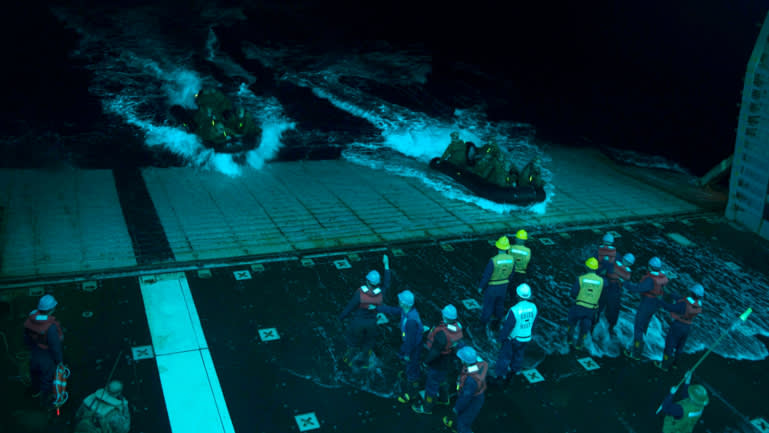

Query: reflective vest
[[607, 261, 632, 285], [358, 286, 383, 310], [457, 361, 488, 396], [671, 297, 702, 325], [641, 272, 669, 298], [509, 245, 531, 274], [401, 308, 423, 342], [597, 245, 617, 264], [489, 254, 515, 285], [575, 273, 604, 309], [23, 311, 64, 350], [662, 399, 705, 433], [426, 322, 464, 355], [507, 301, 537, 342]]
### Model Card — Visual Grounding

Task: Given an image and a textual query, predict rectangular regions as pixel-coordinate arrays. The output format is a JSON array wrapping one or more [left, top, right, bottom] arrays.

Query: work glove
[[684, 370, 692, 385]]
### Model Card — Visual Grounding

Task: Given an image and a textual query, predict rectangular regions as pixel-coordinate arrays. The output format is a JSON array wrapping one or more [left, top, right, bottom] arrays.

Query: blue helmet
[[648, 256, 662, 270], [622, 253, 635, 266], [602, 233, 614, 244], [37, 294, 57, 311], [366, 270, 381, 286], [690, 284, 705, 297], [457, 346, 477, 364], [398, 290, 415, 307], [442, 304, 458, 321]]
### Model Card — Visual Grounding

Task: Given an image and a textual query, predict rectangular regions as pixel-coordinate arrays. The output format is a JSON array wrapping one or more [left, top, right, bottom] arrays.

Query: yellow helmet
[[515, 229, 528, 240], [495, 236, 510, 250], [585, 257, 599, 270]]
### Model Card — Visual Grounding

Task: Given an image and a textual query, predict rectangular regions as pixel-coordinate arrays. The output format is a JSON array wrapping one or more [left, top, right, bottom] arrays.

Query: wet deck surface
[[0, 147, 716, 281], [1, 215, 767, 433]]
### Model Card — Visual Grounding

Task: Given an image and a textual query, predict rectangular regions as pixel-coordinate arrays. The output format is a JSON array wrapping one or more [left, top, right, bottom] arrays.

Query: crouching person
[[74, 380, 131, 433]]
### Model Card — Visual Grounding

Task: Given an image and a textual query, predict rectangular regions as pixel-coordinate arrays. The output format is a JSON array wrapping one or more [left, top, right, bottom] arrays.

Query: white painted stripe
[[140, 273, 235, 433]]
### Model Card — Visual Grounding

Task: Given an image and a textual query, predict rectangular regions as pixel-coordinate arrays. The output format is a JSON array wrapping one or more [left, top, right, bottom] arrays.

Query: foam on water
[[244, 43, 554, 213], [51, 5, 292, 175]]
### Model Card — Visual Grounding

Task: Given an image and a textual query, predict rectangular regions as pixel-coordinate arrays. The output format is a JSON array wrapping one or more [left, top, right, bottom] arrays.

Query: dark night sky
[[4, 0, 769, 175]]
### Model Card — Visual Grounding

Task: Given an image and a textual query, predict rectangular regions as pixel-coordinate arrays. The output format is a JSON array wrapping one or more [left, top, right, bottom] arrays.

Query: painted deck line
[[139, 273, 235, 433]]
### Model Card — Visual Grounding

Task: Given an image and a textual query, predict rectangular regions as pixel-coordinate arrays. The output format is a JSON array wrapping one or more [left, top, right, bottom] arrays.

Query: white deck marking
[[462, 299, 481, 310], [333, 259, 352, 269], [258, 328, 281, 342], [521, 368, 545, 383], [578, 357, 600, 371], [295, 412, 320, 431], [139, 273, 234, 433], [233, 270, 252, 280], [666, 233, 694, 247]]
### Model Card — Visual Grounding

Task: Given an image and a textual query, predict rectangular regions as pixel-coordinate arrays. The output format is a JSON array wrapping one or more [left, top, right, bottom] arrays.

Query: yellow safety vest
[[489, 254, 515, 285], [576, 273, 603, 309], [509, 245, 531, 273]]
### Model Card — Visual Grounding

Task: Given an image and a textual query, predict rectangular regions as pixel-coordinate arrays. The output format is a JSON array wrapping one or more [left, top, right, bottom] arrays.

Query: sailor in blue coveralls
[[442, 346, 487, 433], [375, 290, 423, 403], [623, 256, 669, 360], [655, 284, 705, 372]]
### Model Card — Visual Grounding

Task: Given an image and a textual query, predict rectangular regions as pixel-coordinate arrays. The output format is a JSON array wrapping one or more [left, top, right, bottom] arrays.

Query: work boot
[[654, 354, 674, 372], [574, 333, 587, 351], [624, 340, 643, 360], [437, 383, 451, 406], [412, 395, 434, 414], [442, 416, 458, 432], [397, 380, 420, 404]]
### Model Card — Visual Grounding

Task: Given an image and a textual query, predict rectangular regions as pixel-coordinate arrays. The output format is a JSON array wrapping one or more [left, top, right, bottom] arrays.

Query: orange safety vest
[[358, 286, 383, 309], [641, 272, 668, 298], [426, 323, 464, 355], [597, 246, 617, 264], [457, 361, 488, 396], [23, 312, 64, 350], [607, 263, 631, 285], [671, 297, 702, 325]]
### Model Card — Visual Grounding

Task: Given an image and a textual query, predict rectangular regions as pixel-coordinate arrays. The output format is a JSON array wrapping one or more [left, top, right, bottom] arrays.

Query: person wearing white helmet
[[655, 283, 705, 372], [494, 283, 538, 383], [477, 236, 515, 335], [23, 294, 64, 406], [661, 370, 709, 433], [413, 304, 465, 415], [374, 289, 424, 403], [595, 252, 635, 336], [74, 380, 131, 433], [338, 255, 391, 367], [442, 346, 488, 433], [623, 256, 670, 360]]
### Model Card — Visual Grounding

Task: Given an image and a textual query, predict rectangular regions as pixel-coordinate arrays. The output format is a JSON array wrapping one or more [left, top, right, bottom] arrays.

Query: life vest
[[489, 253, 515, 285], [53, 363, 71, 408], [509, 245, 531, 274], [606, 261, 632, 285], [443, 140, 469, 166], [457, 361, 488, 396], [400, 308, 423, 342], [662, 399, 705, 433], [23, 311, 64, 350], [507, 301, 537, 342], [597, 245, 617, 264], [671, 297, 702, 325], [358, 286, 383, 310], [575, 273, 604, 309], [641, 272, 669, 298], [426, 322, 464, 355], [77, 388, 130, 433]]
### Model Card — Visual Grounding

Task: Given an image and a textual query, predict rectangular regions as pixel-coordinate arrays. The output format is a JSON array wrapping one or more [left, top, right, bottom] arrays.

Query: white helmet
[[516, 283, 532, 299]]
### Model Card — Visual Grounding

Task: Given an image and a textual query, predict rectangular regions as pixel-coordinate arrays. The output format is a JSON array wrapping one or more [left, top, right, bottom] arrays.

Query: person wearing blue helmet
[[413, 304, 464, 414], [375, 289, 423, 403], [442, 346, 487, 433], [338, 255, 391, 367], [23, 294, 64, 407], [595, 252, 635, 336], [623, 256, 670, 360], [596, 233, 617, 266], [655, 284, 705, 371]]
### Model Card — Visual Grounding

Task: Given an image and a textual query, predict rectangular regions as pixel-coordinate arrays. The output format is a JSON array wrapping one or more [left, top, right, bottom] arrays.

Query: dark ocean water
[[2, 0, 768, 177]]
